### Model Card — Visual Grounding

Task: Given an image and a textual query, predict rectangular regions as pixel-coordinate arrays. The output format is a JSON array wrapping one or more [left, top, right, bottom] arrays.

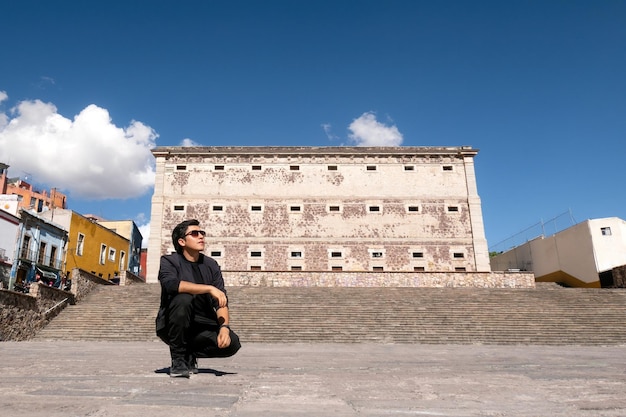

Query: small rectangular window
[[212, 205, 223, 211], [414, 266, 425, 272], [252, 165, 262, 171], [210, 251, 222, 257], [176, 165, 186, 171], [329, 205, 340, 212], [76, 233, 85, 256], [250, 251, 262, 258], [366, 165, 377, 171], [50, 246, 58, 267], [331, 251, 342, 258], [290, 205, 301, 212], [174, 205, 185, 211], [119, 251, 126, 270], [108, 248, 116, 261], [368, 206, 380, 212], [38, 242, 46, 264], [331, 266, 343, 271], [412, 252, 424, 258], [291, 266, 302, 271], [443, 166, 453, 171], [215, 165, 224, 170], [289, 165, 299, 171], [371, 251, 383, 258], [447, 206, 459, 212], [453, 252, 465, 258], [404, 165, 414, 171], [251, 205, 263, 212], [455, 267, 467, 271], [601, 227, 612, 236], [290, 251, 302, 258], [327, 165, 337, 171], [100, 244, 107, 265], [408, 206, 419, 212], [373, 266, 384, 271], [250, 265, 262, 271]]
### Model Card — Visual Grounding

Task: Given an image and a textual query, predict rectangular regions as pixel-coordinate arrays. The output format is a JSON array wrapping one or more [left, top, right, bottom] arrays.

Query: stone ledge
[[223, 271, 535, 288]]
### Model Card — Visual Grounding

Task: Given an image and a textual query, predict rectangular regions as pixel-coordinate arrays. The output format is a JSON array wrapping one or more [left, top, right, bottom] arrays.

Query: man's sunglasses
[[184, 230, 206, 237]]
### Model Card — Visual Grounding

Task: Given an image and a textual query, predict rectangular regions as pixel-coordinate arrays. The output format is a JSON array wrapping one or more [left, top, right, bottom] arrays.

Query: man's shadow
[[155, 367, 237, 376]]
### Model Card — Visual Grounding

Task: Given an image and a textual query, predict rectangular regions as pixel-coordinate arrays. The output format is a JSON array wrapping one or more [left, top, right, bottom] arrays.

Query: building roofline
[[20, 209, 68, 235], [152, 145, 479, 158]]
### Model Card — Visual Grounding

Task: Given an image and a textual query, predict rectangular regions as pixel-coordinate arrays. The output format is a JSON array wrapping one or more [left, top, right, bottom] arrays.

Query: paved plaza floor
[[0, 341, 625, 417]]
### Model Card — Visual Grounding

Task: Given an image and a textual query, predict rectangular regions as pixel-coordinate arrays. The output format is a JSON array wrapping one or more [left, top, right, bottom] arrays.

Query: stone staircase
[[34, 283, 626, 345]]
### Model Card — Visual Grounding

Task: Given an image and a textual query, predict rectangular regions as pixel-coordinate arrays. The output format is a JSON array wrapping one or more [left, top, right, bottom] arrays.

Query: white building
[[146, 146, 495, 285], [490, 217, 626, 287], [0, 208, 20, 288]]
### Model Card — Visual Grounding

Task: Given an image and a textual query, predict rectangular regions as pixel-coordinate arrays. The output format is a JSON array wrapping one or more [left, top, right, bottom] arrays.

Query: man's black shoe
[[187, 355, 199, 374], [170, 358, 190, 378]]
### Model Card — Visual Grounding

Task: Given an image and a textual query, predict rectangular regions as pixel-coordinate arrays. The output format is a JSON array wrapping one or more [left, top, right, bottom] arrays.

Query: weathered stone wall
[[70, 268, 113, 302], [0, 262, 10, 289], [147, 146, 491, 283], [29, 282, 75, 319], [0, 268, 113, 341], [0, 289, 41, 341], [612, 265, 626, 288], [0, 282, 75, 341], [223, 271, 535, 288], [118, 270, 145, 286]]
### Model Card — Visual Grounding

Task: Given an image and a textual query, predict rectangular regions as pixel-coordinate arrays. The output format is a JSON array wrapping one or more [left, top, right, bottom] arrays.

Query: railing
[[488, 210, 577, 254], [19, 248, 63, 269]]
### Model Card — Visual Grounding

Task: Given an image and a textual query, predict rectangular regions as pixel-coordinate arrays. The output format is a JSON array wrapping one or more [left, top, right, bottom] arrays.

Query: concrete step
[[34, 284, 626, 345]]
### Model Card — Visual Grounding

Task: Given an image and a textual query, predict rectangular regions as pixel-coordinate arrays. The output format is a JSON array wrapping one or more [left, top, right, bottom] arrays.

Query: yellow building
[[40, 209, 130, 281]]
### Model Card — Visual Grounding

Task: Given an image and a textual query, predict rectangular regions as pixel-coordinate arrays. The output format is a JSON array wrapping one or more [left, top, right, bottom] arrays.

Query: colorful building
[[9, 209, 68, 290], [0, 208, 20, 288], [96, 219, 143, 276], [40, 209, 129, 281], [1, 162, 67, 213]]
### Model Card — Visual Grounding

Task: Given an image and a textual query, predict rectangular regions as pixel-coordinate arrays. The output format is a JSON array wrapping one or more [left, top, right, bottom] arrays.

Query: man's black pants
[[166, 293, 241, 359]]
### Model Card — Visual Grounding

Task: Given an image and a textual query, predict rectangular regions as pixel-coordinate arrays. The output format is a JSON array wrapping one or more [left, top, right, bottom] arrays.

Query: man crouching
[[156, 219, 241, 378]]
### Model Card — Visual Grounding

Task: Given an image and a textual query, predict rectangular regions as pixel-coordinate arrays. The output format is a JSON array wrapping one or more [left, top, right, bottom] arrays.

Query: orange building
[[0, 163, 67, 213]]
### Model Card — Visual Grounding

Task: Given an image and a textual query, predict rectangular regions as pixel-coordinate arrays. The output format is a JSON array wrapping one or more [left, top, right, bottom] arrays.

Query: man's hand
[[217, 326, 231, 348], [206, 286, 228, 308], [178, 282, 228, 308]]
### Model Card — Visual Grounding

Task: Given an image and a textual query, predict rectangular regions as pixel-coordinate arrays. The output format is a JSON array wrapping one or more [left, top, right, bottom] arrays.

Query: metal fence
[[489, 210, 577, 254]]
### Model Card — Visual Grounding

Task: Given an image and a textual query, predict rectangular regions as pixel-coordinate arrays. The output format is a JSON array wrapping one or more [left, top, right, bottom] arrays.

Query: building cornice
[[152, 146, 478, 158]]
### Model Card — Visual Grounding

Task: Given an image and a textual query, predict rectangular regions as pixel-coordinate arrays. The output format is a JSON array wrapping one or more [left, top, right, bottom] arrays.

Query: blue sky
[[1, 0, 625, 250]]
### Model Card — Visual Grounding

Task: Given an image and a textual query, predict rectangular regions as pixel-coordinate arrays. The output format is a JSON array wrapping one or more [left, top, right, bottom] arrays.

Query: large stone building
[[146, 146, 497, 285]]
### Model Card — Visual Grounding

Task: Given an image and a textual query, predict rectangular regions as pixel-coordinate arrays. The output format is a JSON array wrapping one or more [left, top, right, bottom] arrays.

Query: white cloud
[[348, 112, 403, 146], [321, 123, 340, 142], [180, 138, 200, 147], [0, 98, 158, 199], [0, 92, 7, 130]]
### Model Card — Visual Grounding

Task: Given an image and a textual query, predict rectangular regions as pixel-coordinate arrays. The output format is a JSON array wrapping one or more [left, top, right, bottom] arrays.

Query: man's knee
[[194, 329, 242, 358], [168, 293, 194, 323], [218, 330, 241, 357]]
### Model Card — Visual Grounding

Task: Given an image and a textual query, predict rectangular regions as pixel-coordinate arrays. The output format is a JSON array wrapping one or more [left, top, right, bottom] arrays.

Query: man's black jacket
[[155, 252, 227, 343]]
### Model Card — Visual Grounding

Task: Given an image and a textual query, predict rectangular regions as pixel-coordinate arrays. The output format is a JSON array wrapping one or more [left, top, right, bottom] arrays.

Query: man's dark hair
[[172, 219, 200, 254]]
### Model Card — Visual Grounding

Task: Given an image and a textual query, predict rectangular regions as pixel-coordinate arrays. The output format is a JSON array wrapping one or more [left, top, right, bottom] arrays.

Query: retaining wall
[[223, 271, 536, 288], [0, 268, 143, 341]]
